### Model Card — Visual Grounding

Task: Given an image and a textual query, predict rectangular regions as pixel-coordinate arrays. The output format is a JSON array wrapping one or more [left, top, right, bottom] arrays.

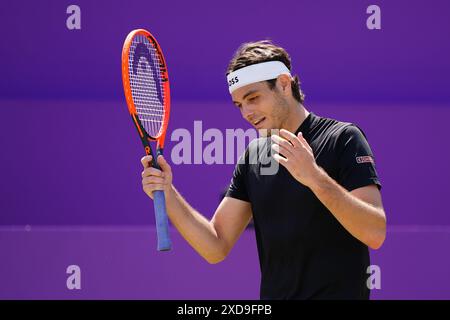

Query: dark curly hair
[[226, 40, 305, 104]]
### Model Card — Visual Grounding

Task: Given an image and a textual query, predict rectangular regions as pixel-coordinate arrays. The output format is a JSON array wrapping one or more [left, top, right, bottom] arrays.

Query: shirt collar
[[294, 111, 317, 136]]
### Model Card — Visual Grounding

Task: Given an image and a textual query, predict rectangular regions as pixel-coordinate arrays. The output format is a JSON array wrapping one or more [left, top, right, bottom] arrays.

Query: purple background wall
[[2, 0, 450, 103], [1, 0, 450, 299]]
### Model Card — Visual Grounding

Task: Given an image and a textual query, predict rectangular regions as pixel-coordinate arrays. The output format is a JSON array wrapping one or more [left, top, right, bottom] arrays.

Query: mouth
[[252, 117, 266, 128]]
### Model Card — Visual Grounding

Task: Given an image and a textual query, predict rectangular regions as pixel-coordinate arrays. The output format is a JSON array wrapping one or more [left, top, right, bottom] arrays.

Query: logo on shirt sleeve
[[356, 155, 375, 164]]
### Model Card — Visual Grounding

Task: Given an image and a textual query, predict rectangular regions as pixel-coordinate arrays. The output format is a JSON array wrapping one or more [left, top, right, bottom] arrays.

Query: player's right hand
[[141, 155, 173, 200]]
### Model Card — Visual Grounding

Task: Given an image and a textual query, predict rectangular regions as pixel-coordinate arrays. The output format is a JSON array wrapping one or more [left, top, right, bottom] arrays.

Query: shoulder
[[314, 114, 367, 143], [310, 114, 372, 154], [318, 115, 353, 133]]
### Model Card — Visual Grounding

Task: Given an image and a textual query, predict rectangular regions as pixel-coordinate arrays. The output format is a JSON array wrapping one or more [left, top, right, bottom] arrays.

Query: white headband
[[226, 61, 291, 94]]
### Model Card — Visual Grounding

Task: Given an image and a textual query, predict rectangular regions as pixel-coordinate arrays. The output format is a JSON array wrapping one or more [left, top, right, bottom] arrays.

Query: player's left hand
[[271, 129, 322, 188]]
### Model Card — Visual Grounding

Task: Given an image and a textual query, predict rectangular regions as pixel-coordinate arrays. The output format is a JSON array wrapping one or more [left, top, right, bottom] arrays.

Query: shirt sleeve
[[225, 150, 250, 202], [336, 124, 382, 192]]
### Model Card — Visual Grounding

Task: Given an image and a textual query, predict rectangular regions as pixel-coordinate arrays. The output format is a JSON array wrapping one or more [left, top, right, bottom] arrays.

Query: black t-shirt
[[225, 112, 381, 300]]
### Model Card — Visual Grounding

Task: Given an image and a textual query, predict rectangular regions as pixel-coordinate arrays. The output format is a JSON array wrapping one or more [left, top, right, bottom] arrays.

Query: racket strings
[[128, 34, 165, 138]]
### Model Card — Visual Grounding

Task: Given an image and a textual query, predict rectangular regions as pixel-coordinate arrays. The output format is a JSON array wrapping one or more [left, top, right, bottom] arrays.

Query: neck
[[282, 100, 309, 133]]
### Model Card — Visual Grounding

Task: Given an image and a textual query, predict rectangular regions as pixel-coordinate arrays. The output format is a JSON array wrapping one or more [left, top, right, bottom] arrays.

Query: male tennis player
[[141, 41, 386, 299]]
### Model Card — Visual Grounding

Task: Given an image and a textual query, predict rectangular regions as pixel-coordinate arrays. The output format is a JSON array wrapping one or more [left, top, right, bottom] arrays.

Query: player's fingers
[[273, 153, 290, 168], [157, 155, 172, 174], [142, 176, 165, 185], [279, 129, 301, 148], [141, 166, 163, 178], [141, 155, 153, 168], [143, 184, 165, 199], [297, 132, 312, 151], [271, 142, 294, 159], [272, 134, 294, 151], [152, 184, 165, 191]]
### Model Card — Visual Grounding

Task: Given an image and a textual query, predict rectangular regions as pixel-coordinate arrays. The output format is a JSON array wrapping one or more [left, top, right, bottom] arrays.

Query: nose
[[241, 104, 254, 122]]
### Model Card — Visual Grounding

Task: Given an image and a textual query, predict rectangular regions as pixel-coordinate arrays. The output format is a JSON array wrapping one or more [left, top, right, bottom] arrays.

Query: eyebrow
[[232, 89, 259, 106]]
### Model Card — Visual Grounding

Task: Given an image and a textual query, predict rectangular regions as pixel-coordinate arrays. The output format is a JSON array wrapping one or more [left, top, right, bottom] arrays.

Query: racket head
[[121, 29, 170, 149]]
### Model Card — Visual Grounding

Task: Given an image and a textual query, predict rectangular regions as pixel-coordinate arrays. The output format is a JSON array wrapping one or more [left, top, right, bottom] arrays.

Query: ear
[[276, 74, 292, 93]]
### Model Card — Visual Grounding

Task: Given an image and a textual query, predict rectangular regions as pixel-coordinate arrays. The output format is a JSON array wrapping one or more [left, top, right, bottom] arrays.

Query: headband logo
[[228, 76, 239, 87], [226, 61, 290, 94]]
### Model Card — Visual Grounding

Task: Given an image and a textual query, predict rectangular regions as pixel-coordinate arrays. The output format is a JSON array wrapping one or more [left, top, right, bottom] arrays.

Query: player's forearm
[[309, 168, 386, 249], [164, 185, 226, 263]]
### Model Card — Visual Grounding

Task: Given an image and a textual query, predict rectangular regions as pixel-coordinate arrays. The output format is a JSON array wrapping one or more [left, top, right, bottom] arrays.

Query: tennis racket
[[121, 29, 172, 251]]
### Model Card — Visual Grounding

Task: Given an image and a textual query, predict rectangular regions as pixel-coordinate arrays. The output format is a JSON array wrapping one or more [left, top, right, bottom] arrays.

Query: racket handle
[[153, 190, 172, 251]]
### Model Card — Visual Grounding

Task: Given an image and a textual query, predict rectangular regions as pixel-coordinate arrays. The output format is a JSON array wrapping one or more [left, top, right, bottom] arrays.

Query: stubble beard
[[260, 94, 290, 137]]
